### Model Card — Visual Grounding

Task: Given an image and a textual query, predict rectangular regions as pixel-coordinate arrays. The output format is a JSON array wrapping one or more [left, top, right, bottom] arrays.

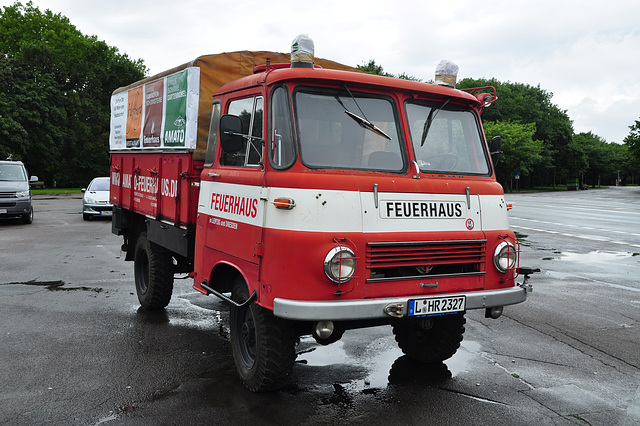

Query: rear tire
[[230, 276, 296, 391], [392, 313, 466, 363], [133, 232, 174, 309]]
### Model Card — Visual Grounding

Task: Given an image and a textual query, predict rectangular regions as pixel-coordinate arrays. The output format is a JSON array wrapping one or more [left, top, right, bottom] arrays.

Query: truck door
[[198, 96, 266, 266]]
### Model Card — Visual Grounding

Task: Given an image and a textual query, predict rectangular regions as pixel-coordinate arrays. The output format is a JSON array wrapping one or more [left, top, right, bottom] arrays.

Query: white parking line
[[511, 224, 640, 249], [511, 217, 640, 238]]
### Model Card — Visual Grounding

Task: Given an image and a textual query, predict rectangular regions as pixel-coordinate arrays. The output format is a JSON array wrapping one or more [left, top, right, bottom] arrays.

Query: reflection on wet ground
[[556, 250, 639, 262], [296, 335, 480, 393], [515, 232, 530, 246], [130, 293, 489, 417]]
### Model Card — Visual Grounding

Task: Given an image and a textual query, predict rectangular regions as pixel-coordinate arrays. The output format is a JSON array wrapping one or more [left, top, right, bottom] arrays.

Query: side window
[[221, 96, 263, 167], [248, 98, 263, 165], [204, 102, 221, 167], [269, 86, 296, 169]]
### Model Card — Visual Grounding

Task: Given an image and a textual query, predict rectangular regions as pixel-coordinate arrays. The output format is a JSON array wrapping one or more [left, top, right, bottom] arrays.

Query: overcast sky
[[3, 0, 639, 143]]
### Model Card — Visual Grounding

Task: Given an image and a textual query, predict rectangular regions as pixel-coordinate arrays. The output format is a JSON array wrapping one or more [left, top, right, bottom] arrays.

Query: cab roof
[[214, 65, 479, 105]]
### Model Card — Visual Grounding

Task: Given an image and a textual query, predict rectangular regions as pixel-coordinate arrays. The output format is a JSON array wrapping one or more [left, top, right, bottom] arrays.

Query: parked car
[[82, 177, 112, 220], [0, 160, 34, 224]]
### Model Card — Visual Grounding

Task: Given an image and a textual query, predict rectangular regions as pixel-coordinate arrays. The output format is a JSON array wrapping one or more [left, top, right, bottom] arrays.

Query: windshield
[[0, 164, 27, 181], [295, 90, 404, 171], [88, 178, 110, 191], [406, 101, 490, 175]]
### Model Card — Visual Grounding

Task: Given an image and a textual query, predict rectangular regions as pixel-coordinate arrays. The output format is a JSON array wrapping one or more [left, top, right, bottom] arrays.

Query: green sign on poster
[[164, 69, 189, 147]]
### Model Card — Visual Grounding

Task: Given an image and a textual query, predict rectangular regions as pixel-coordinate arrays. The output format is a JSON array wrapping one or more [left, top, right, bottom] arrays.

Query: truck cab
[[194, 63, 528, 390]]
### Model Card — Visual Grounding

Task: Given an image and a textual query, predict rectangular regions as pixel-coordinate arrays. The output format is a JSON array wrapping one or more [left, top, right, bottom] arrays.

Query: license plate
[[408, 296, 466, 316], [0, 209, 6, 214], [100, 211, 112, 216]]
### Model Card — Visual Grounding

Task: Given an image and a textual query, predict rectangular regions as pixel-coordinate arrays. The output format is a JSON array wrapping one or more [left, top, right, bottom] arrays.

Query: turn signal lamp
[[273, 198, 296, 209]]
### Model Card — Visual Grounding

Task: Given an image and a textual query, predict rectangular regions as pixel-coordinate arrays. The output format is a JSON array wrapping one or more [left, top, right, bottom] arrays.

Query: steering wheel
[[428, 153, 458, 171]]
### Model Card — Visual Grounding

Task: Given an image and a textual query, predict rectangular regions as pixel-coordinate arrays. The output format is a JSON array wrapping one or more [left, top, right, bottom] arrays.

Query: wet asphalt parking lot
[[0, 187, 639, 425]]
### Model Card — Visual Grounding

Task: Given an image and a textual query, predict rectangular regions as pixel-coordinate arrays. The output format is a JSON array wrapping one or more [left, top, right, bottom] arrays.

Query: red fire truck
[[110, 40, 535, 391]]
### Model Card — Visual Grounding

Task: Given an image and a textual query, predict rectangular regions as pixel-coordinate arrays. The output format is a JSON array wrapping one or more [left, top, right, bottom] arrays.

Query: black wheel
[[230, 276, 296, 392], [22, 208, 33, 224], [83, 213, 90, 221], [392, 313, 466, 363], [133, 232, 174, 310]]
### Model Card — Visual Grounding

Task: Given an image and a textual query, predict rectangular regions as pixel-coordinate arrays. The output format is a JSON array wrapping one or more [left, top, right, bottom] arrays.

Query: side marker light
[[273, 198, 296, 209]]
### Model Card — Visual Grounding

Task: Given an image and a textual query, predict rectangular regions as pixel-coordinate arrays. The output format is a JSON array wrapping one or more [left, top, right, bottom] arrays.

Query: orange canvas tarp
[[112, 51, 360, 158]]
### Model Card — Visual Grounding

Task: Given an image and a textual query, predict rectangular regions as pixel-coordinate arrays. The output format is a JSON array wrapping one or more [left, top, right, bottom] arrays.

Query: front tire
[[133, 232, 174, 309], [22, 208, 33, 224], [392, 313, 466, 363], [230, 277, 296, 392]]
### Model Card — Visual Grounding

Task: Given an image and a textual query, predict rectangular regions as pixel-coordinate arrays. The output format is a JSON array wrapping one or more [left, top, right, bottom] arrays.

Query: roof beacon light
[[435, 59, 459, 88], [291, 34, 314, 68]]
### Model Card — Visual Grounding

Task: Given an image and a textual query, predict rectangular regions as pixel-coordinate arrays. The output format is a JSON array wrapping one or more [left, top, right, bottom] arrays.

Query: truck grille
[[366, 240, 486, 282]]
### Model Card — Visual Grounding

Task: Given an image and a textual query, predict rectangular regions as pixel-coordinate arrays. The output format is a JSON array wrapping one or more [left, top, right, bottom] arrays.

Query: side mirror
[[81, 188, 86, 193], [220, 114, 244, 153], [30, 176, 39, 182], [490, 136, 502, 166]]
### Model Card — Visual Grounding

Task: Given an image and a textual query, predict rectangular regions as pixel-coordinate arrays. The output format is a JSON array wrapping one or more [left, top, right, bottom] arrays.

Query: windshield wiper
[[336, 86, 391, 140], [420, 98, 451, 146], [344, 110, 391, 140]]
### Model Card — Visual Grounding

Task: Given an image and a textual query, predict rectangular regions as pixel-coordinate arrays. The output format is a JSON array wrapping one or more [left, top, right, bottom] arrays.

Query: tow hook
[[517, 267, 540, 293]]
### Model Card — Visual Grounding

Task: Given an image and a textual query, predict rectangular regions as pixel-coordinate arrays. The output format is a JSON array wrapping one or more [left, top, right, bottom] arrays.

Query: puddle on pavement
[[554, 250, 639, 263], [2, 280, 103, 292], [297, 336, 480, 392], [134, 299, 223, 333], [125, 329, 484, 416], [515, 232, 530, 246]]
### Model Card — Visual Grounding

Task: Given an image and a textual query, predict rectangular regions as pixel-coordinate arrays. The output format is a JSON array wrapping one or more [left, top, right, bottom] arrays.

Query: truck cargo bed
[[110, 151, 202, 228]]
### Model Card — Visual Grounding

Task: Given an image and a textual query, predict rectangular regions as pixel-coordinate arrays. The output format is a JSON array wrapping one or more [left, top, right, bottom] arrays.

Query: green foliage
[[0, 1, 146, 186], [483, 121, 542, 189], [624, 118, 640, 174], [357, 59, 421, 81], [358, 59, 390, 76], [570, 132, 631, 186], [458, 78, 576, 186]]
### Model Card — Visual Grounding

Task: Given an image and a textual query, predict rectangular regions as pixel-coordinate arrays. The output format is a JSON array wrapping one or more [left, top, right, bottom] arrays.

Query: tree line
[[1, 3, 638, 189], [0, 1, 145, 187]]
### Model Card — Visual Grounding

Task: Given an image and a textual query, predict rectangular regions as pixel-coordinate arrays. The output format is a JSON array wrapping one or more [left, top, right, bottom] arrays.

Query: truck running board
[[200, 282, 258, 308]]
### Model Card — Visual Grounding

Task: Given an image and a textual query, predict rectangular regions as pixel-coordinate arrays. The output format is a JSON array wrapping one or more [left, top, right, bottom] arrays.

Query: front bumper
[[83, 203, 113, 216], [0, 198, 32, 216], [273, 285, 528, 321]]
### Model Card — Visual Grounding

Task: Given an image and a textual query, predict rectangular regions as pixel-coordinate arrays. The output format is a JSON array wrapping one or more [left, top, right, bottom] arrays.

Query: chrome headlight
[[16, 190, 30, 198], [493, 241, 517, 273], [323, 246, 356, 284]]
